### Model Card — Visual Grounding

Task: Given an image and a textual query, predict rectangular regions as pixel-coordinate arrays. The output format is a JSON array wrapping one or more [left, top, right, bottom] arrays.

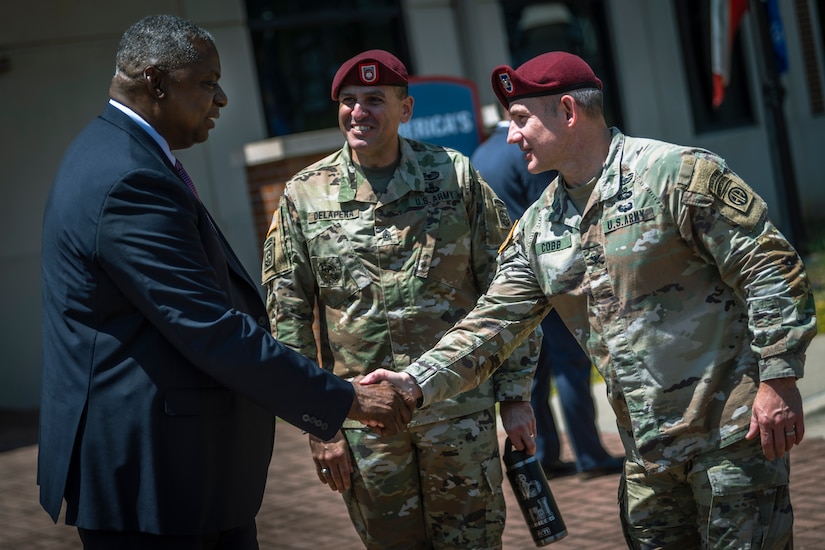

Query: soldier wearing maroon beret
[[491, 51, 602, 107], [264, 49, 540, 549], [364, 51, 813, 549], [330, 49, 409, 101]]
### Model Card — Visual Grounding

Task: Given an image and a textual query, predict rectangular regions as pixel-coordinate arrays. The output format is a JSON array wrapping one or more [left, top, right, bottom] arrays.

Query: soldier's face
[[507, 96, 566, 174], [338, 85, 413, 167]]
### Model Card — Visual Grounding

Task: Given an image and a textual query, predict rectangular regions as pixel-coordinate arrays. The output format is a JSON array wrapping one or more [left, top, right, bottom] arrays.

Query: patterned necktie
[[175, 159, 201, 201], [175, 159, 218, 231]]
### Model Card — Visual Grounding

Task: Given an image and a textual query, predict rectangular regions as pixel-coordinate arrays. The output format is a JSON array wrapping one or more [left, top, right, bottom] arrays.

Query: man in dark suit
[[38, 14, 412, 549]]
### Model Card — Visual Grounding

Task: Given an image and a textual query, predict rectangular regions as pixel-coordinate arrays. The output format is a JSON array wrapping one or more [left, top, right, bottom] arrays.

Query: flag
[[766, 0, 789, 74], [711, 0, 749, 108]]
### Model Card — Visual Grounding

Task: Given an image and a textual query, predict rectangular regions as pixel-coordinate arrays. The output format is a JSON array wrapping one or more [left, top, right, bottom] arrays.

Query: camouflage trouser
[[619, 437, 792, 549], [342, 407, 505, 550]]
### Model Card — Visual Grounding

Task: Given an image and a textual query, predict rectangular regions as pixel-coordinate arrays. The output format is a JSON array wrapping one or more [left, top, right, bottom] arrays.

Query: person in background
[[263, 49, 540, 549], [38, 16, 412, 550], [472, 112, 623, 480], [365, 51, 816, 549]]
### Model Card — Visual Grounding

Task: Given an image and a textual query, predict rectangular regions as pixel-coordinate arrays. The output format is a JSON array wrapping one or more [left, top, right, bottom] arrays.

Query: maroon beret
[[331, 49, 409, 100], [491, 51, 602, 108]]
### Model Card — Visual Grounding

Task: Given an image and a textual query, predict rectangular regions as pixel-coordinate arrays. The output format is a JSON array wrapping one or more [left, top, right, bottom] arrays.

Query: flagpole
[[750, 0, 806, 252]]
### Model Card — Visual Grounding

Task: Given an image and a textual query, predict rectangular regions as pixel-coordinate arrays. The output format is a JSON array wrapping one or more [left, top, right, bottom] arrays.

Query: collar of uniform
[[545, 175, 567, 223], [595, 128, 625, 202], [337, 137, 423, 204]]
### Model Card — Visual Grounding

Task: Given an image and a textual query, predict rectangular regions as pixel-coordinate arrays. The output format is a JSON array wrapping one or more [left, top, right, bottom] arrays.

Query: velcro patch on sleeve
[[262, 209, 292, 281], [686, 157, 765, 230]]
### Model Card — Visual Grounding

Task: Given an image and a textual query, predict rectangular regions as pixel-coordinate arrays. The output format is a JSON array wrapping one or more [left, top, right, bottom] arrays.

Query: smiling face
[[337, 85, 413, 168], [155, 39, 227, 150], [506, 95, 567, 175]]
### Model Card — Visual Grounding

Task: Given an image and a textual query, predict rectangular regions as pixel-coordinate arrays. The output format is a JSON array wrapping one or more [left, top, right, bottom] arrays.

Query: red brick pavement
[[2, 419, 824, 549]]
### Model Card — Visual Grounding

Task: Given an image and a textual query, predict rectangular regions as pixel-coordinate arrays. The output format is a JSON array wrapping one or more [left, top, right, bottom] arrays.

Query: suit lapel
[[102, 105, 260, 295]]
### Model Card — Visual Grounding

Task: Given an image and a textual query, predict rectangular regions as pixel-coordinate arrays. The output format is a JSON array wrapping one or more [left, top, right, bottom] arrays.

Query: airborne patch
[[707, 169, 752, 213], [688, 157, 765, 230], [262, 212, 292, 280], [494, 198, 511, 229]]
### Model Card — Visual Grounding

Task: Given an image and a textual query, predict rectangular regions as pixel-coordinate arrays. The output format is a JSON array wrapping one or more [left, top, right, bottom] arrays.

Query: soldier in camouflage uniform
[[365, 52, 817, 549], [262, 50, 540, 550]]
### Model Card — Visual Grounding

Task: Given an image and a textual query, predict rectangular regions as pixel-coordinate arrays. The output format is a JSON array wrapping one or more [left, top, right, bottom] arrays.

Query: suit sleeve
[[96, 168, 352, 439]]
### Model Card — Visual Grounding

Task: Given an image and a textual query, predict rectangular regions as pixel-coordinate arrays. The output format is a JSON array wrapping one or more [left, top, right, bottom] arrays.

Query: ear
[[399, 95, 414, 124], [559, 94, 577, 127], [143, 66, 165, 98]]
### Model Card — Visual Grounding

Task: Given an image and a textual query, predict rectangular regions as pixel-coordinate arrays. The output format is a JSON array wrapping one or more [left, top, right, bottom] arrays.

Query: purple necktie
[[175, 159, 217, 230], [175, 159, 201, 201]]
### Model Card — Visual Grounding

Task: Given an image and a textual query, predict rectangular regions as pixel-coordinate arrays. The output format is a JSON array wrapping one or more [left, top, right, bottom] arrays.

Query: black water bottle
[[503, 437, 567, 546]]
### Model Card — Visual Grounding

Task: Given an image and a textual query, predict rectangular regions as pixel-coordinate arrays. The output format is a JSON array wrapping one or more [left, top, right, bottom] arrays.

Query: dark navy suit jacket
[[38, 104, 353, 535]]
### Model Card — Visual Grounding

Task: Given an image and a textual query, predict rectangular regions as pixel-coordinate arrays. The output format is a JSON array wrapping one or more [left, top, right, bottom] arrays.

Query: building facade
[[2, 0, 824, 408]]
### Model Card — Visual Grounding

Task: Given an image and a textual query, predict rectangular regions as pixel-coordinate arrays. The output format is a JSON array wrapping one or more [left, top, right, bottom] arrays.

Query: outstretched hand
[[348, 376, 415, 436], [360, 369, 423, 402]]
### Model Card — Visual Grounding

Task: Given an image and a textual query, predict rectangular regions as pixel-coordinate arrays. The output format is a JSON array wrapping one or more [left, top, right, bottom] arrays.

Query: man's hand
[[500, 400, 537, 455], [360, 369, 423, 402], [310, 431, 353, 493], [348, 377, 414, 436], [746, 376, 804, 460]]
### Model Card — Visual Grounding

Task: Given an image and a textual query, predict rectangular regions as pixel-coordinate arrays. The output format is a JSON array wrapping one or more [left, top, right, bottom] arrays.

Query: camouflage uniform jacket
[[263, 137, 539, 427], [405, 128, 817, 471]]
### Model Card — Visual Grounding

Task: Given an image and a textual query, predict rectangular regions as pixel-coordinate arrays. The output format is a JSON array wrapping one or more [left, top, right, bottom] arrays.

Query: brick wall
[[245, 150, 335, 246], [245, 149, 339, 366]]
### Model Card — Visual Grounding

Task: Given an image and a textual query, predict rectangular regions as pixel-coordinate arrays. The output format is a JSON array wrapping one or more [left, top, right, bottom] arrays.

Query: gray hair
[[115, 14, 214, 77], [545, 88, 603, 118]]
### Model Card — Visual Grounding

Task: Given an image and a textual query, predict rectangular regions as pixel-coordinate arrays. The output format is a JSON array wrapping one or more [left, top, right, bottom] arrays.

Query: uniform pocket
[[707, 452, 788, 496], [416, 205, 471, 290], [309, 224, 372, 307]]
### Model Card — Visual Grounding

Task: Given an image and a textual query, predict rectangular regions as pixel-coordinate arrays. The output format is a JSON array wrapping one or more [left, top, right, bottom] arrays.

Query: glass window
[[497, 0, 624, 128], [674, 0, 755, 134], [818, 0, 825, 51], [245, 1, 409, 137]]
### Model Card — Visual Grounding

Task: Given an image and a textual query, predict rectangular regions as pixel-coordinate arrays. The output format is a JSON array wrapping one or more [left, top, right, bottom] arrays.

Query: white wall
[[0, 0, 266, 408]]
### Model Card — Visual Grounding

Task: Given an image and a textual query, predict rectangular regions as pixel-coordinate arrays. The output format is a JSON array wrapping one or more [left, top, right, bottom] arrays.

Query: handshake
[[346, 369, 424, 436]]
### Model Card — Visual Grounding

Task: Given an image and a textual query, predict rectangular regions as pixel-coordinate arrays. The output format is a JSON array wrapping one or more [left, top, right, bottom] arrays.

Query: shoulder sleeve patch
[[493, 197, 512, 230], [686, 157, 766, 230], [262, 208, 293, 282]]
